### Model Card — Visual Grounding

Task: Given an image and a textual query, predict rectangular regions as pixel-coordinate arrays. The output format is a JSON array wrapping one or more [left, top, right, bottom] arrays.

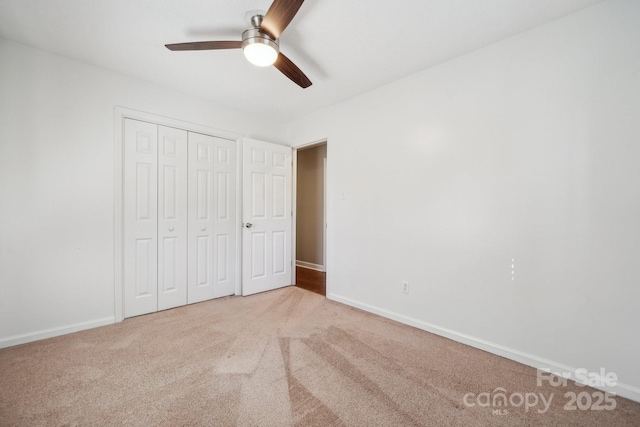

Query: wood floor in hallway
[[295, 266, 326, 296]]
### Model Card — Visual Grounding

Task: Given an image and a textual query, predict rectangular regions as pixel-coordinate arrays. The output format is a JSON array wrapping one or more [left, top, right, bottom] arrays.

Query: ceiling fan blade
[[274, 52, 312, 88], [260, 0, 304, 40], [165, 41, 242, 51]]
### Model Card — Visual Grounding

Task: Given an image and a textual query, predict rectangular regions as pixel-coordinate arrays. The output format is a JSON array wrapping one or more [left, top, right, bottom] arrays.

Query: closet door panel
[[213, 137, 237, 297], [124, 119, 158, 317], [157, 126, 188, 311], [188, 133, 215, 303]]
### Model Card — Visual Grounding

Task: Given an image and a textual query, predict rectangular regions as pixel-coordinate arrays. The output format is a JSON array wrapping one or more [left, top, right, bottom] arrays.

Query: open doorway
[[294, 142, 327, 296]]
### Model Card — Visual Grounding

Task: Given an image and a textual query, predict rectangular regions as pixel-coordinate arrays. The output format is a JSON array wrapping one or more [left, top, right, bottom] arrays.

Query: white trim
[[323, 157, 327, 269], [235, 137, 243, 296], [114, 109, 124, 322], [325, 141, 330, 295], [0, 317, 115, 349], [292, 138, 328, 150], [115, 106, 242, 141], [292, 148, 298, 285], [114, 106, 243, 322], [327, 293, 640, 403], [296, 260, 325, 272]]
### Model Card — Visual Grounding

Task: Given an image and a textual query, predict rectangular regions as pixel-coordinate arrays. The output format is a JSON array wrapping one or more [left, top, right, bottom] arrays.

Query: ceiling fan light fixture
[[165, 2, 312, 88], [242, 28, 279, 67], [244, 42, 278, 67]]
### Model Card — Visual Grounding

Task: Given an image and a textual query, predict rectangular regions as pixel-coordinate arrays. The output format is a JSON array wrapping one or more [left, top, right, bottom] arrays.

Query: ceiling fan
[[165, 0, 312, 89]]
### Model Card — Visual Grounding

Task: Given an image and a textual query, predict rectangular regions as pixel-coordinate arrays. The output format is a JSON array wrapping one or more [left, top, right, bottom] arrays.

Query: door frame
[[114, 106, 243, 322], [292, 139, 329, 290]]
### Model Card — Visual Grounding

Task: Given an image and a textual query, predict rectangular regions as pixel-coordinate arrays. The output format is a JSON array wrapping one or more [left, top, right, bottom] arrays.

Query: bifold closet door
[[124, 119, 236, 317], [211, 136, 237, 298], [188, 133, 237, 303], [124, 119, 159, 318], [124, 119, 188, 317], [157, 125, 188, 311]]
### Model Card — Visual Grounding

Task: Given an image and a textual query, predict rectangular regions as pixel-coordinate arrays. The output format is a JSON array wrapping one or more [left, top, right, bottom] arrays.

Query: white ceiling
[[0, 0, 602, 122]]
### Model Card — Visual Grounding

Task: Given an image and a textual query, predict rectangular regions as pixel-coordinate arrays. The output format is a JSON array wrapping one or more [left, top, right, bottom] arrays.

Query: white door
[[188, 132, 215, 303], [188, 133, 237, 303], [242, 138, 292, 296], [211, 136, 237, 298], [157, 125, 188, 310], [124, 119, 159, 317]]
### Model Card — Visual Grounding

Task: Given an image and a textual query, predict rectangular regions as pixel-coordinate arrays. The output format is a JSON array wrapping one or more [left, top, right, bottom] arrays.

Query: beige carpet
[[1, 287, 639, 426]]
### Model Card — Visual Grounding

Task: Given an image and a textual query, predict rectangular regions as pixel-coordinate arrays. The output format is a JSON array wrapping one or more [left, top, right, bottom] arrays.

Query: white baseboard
[[0, 317, 116, 349], [327, 293, 640, 403], [296, 260, 325, 272]]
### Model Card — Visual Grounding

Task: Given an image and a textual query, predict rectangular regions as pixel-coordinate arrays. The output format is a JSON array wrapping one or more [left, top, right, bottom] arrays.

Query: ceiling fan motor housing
[[242, 28, 279, 53]]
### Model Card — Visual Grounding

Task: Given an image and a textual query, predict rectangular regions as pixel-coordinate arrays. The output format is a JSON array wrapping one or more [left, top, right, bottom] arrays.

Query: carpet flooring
[[1, 287, 639, 426]]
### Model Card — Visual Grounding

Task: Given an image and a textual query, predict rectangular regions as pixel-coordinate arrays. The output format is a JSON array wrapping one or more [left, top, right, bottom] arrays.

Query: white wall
[[288, 0, 640, 399], [0, 38, 286, 346]]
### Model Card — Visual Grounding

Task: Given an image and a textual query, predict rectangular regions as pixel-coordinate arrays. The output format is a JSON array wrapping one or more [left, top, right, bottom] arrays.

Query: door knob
[[201, 226, 206, 231], [245, 223, 252, 228], [169, 227, 174, 232]]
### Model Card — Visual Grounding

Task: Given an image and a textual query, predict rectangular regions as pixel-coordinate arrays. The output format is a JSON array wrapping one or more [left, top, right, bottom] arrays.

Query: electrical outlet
[[402, 281, 409, 294]]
